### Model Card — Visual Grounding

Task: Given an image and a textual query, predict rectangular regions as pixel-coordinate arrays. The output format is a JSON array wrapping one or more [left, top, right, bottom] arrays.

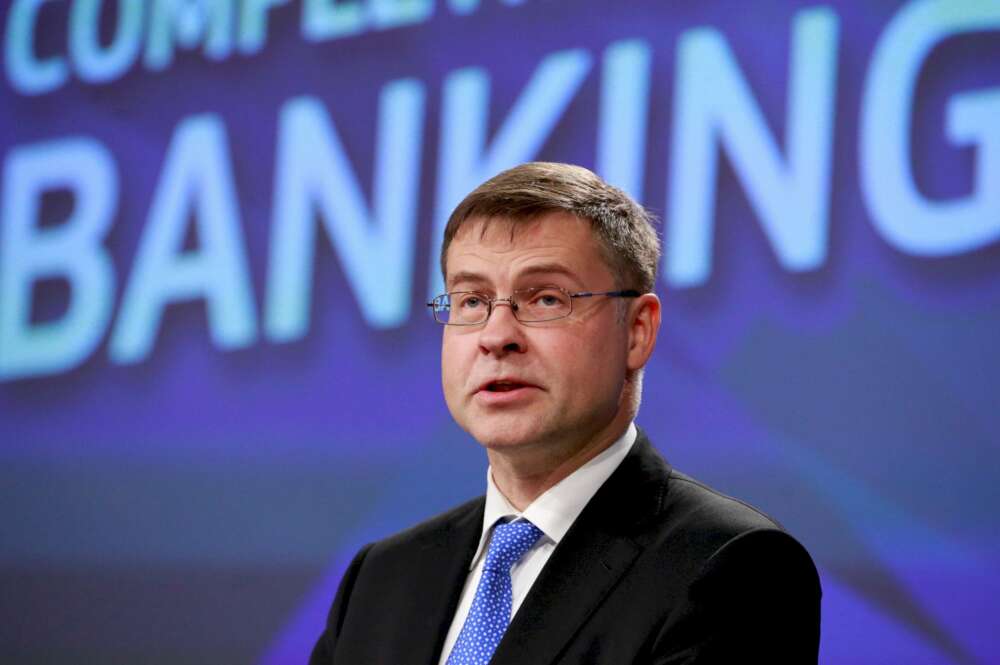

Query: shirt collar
[[468, 422, 638, 570]]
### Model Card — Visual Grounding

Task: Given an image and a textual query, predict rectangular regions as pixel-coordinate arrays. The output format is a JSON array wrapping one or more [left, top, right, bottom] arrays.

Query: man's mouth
[[486, 381, 523, 392], [477, 379, 536, 394]]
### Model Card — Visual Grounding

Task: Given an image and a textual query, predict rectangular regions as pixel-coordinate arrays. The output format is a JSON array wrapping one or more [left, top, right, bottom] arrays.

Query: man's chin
[[467, 421, 549, 452]]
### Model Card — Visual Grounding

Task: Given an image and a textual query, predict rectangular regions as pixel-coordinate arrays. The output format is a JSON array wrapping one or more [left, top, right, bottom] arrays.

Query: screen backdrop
[[2, 1, 998, 663]]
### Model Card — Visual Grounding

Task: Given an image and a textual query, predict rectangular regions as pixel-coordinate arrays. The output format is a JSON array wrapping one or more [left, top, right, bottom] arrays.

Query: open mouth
[[485, 381, 525, 392]]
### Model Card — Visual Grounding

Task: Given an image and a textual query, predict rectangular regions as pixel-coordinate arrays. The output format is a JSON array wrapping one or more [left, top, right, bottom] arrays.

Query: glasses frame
[[427, 286, 641, 326]]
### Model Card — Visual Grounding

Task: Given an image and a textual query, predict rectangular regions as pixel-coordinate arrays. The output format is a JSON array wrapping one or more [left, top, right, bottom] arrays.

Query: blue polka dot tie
[[446, 520, 544, 665]]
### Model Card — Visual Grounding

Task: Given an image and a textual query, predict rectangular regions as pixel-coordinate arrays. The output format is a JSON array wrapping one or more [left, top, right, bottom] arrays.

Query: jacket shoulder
[[629, 429, 782, 537], [664, 468, 784, 536], [645, 471, 822, 661]]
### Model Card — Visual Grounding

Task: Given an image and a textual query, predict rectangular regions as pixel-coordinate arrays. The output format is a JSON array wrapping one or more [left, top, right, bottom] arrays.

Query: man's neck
[[486, 421, 631, 511]]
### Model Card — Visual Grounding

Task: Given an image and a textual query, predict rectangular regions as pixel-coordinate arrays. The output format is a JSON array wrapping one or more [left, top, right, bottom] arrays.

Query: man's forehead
[[452, 214, 542, 244], [444, 213, 606, 288], [449, 211, 596, 248]]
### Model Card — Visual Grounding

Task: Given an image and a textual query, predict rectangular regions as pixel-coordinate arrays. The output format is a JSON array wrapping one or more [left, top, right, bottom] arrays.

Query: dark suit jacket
[[311, 431, 821, 664]]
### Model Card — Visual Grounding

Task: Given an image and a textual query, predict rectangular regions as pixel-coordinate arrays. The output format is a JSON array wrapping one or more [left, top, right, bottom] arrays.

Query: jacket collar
[[470, 423, 639, 569], [489, 428, 672, 665]]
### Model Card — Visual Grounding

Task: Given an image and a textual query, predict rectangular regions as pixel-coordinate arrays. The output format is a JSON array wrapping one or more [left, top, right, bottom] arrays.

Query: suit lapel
[[489, 433, 671, 665], [389, 499, 484, 665]]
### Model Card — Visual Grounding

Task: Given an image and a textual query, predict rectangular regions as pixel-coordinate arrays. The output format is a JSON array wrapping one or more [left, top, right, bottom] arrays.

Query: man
[[311, 163, 821, 664]]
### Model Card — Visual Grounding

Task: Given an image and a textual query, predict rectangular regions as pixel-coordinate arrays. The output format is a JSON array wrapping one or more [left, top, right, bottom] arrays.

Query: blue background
[[2, 1, 998, 663]]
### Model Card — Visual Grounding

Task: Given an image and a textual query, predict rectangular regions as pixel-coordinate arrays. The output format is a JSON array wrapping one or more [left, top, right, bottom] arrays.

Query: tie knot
[[483, 520, 543, 572]]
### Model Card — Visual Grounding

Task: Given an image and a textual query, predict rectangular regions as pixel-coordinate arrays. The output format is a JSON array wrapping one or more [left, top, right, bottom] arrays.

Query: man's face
[[441, 212, 636, 456]]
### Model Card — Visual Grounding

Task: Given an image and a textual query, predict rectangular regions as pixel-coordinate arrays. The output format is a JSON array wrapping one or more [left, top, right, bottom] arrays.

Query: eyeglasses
[[427, 286, 640, 325]]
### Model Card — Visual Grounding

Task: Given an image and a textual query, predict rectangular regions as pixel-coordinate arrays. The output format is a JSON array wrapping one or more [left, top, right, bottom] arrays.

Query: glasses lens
[[447, 292, 489, 325], [515, 287, 571, 322], [431, 294, 450, 324]]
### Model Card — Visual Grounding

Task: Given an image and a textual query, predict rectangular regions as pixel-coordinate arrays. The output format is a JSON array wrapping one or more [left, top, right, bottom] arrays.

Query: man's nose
[[478, 300, 525, 357]]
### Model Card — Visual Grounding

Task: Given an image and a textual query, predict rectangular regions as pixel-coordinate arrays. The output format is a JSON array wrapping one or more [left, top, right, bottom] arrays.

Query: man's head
[[439, 163, 662, 465]]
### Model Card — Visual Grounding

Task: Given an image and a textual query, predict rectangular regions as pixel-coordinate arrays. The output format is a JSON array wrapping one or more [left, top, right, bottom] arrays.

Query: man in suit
[[311, 162, 821, 664]]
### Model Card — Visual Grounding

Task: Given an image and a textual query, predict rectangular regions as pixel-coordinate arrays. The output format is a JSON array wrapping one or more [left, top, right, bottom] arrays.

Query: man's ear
[[626, 293, 661, 371]]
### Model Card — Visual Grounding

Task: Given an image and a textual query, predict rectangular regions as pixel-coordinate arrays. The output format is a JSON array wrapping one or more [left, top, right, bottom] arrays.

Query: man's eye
[[459, 296, 484, 309], [529, 289, 566, 307]]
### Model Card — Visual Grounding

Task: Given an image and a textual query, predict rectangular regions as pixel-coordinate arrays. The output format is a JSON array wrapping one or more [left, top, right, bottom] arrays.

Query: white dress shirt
[[437, 423, 638, 664]]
